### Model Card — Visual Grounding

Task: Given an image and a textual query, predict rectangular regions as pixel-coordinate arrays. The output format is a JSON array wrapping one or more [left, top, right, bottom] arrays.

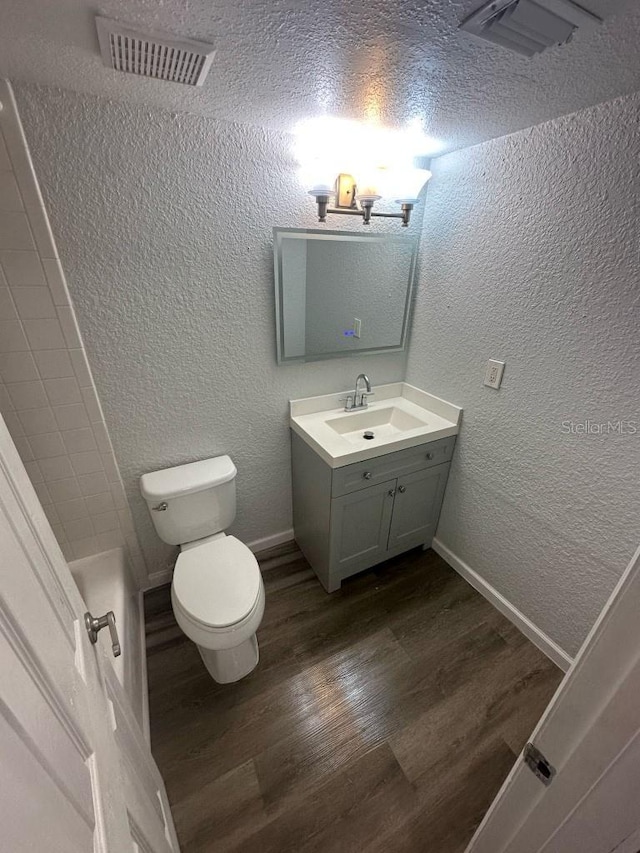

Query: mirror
[[274, 228, 418, 363]]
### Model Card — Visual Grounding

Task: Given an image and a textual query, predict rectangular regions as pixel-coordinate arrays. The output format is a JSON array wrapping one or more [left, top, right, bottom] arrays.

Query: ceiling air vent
[[459, 0, 602, 57], [95, 17, 215, 86]]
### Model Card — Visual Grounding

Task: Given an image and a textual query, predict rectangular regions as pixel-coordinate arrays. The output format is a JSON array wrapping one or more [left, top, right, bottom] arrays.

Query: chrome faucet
[[341, 373, 374, 411]]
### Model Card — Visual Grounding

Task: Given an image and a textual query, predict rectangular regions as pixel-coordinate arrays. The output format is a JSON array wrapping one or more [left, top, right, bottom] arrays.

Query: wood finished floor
[[145, 543, 563, 853]]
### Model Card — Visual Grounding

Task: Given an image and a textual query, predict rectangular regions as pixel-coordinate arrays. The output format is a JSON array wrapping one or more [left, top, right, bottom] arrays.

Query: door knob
[[398, 485, 406, 493], [85, 610, 121, 657]]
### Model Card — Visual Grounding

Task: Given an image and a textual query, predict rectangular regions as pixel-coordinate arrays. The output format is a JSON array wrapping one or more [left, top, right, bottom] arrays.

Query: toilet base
[[197, 634, 259, 683]]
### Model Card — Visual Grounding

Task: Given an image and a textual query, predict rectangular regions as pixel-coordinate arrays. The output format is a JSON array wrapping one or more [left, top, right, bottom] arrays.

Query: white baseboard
[[246, 528, 294, 554], [432, 537, 573, 672]]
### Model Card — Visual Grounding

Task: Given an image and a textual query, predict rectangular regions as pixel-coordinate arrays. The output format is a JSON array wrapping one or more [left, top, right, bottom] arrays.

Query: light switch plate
[[353, 318, 362, 339], [484, 359, 505, 389]]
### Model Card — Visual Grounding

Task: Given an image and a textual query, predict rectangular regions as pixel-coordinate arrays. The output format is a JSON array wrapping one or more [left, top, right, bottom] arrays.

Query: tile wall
[[0, 80, 145, 578]]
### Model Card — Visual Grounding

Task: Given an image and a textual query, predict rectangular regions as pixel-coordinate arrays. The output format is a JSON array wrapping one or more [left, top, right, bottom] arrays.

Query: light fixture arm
[[317, 201, 414, 227]]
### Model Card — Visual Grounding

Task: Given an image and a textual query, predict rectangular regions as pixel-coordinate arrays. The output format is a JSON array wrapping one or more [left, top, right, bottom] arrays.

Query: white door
[[466, 543, 640, 853], [0, 416, 179, 852]]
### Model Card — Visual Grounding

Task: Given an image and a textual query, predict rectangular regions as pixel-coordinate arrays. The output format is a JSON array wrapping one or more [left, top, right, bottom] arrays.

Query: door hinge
[[524, 742, 555, 786]]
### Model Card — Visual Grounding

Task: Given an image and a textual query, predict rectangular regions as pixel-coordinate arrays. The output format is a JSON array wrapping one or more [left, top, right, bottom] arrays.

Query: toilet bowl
[[140, 455, 265, 684], [171, 534, 265, 682]]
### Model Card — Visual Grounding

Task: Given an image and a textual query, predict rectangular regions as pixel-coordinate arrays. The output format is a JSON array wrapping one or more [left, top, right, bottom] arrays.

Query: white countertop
[[290, 382, 462, 468]]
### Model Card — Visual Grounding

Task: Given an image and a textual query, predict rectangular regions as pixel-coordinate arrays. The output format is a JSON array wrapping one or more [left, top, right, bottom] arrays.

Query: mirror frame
[[273, 227, 419, 364]]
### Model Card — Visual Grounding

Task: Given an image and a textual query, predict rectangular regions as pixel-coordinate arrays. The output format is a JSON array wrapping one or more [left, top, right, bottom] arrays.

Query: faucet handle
[[338, 394, 354, 410]]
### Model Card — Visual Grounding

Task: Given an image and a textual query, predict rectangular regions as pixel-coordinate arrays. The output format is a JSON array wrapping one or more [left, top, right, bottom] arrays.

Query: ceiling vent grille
[[459, 0, 602, 57], [95, 17, 215, 86]]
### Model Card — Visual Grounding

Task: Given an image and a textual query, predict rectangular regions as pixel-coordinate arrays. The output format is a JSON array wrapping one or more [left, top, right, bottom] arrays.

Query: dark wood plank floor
[[145, 543, 563, 853]]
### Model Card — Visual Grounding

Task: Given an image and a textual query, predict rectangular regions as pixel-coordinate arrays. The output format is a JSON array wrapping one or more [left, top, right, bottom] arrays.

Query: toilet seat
[[172, 535, 261, 629]]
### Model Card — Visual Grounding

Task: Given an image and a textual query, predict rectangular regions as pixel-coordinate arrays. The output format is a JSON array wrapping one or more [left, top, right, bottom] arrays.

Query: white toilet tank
[[140, 455, 237, 546]]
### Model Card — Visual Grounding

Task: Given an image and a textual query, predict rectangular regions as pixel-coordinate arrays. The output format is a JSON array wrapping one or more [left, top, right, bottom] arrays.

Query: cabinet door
[[387, 463, 450, 554], [330, 478, 396, 578]]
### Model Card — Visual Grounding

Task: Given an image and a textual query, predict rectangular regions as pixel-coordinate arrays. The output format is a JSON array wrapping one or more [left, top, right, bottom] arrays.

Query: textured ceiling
[[1, 0, 639, 152]]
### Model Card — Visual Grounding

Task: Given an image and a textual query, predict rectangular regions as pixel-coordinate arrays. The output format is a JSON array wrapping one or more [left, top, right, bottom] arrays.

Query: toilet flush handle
[[153, 502, 168, 511]]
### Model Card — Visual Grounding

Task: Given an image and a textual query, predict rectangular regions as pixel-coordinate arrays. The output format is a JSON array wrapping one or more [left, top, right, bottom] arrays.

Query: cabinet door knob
[[363, 471, 373, 480], [425, 452, 434, 460], [398, 485, 406, 493], [388, 489, 396, 497]]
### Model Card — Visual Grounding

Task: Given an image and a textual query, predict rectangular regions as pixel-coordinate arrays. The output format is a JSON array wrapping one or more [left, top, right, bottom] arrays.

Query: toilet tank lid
[[140, 456, 237, 501]]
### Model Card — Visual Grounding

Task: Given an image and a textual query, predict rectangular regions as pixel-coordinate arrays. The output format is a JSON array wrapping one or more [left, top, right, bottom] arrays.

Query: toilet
[[140, 455, 264, 684]]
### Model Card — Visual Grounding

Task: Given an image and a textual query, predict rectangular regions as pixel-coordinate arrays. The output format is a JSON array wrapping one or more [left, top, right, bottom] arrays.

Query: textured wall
[[14, 83, 422, 580], [0, 80, 146, 578], [406, 91, 640, 656]]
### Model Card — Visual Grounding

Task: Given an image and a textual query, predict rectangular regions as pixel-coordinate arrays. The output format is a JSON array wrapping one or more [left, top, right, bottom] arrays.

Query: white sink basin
[[326, 406, 430, 445], [289, 382, 462, 468]]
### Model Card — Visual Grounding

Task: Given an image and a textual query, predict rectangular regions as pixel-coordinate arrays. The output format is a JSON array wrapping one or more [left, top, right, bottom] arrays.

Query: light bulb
[[391, 168, 432, 204]]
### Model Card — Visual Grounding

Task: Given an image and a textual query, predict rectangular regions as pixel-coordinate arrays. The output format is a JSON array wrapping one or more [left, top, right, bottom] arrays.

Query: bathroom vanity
[[290, 383, 462, 592]]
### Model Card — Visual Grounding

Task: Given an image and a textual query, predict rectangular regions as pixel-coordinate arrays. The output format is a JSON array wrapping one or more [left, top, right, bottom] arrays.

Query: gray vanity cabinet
[[330, 479, 396, 578], [291, 431, 455, 592]]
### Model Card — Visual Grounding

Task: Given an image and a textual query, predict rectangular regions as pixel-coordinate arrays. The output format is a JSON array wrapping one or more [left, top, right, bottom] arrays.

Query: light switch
[[484, 359, 505, 389], [353, 318, 362, 339]]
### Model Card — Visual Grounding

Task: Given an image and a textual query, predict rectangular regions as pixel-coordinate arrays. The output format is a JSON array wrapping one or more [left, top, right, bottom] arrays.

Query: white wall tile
[[41, 502, 60, 526], [63, 517, 95, 542], [78, 471, 110, 496], [32, 479, 51, 506], [60, 541, 75, 561], [23, 459, 43, 483], [25, 205, 57, 259], [70, 450, 103, 475], [0, 84, 146, 576], [47, 477, 81, 503], [92, 511, 119, 534], [95, 530, 125, 551], [0, 211, 35, 250], [43, 376, 81, 406], [68, 348, 92, 386], [2, 410, 23, 439], [0, 383, 13, 410], [28, 431, 66, 460], [12, 435, 33, 461], [56, 305, 81, 348], [0, 171, 24, 211], [18, 405, 57, 435], [7, 379, 48, 410], [0, 250, 46, 286], [117, 508, 135, 532], [0, 351, 39, 383], [71, 536, 99, 559], [33, 348, 73, 379], [38, 454, 74, 482], [11, 286, 56, 319], [100, 451, 120, 483], [85, 491, 115, 516], [109, 481, 128, 509], [56, 496, 88, 522], [41, 258, 69, 306], [62, 426, 97, 454], [0, 287, 17, 319], [23, 317, 66, 349], [0, 136, 10, 171], [53, 402, 89, 431], [50, 523, 67, 545], [90, 420, 111, 453], [0, 319, 28, 351], [80, 386, 102, 422]]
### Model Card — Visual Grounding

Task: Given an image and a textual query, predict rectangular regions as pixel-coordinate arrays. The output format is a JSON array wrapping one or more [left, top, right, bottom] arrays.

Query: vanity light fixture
[[308, 168, 432, 227], [295, 117, 437, 227]]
